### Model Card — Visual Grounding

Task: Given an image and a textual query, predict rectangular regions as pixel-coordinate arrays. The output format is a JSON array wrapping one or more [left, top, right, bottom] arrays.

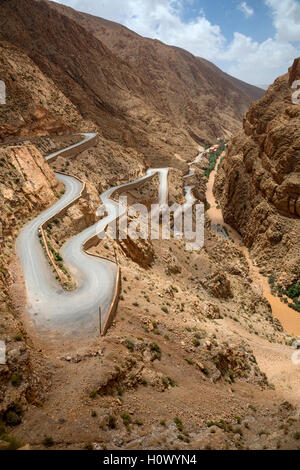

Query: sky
[[54, 0, 300, 85]]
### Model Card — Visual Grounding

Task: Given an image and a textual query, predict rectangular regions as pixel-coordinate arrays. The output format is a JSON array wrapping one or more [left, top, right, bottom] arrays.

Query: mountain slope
[[0, 41, 91, 140], [45, 0, 264, 129], [0, 0, 264, 167], [2, 1, 300, 451]]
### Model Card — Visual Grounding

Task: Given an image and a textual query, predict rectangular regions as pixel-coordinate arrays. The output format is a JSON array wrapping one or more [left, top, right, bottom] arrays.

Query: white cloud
[[54, 0, 225, 59], [123, 1, 225, 59], [265, 0, 300, 42], [238, 2, 254, 18], [53, 0, 300, 85], [222, 32, 298, 83], [221, 0, 300, 83]]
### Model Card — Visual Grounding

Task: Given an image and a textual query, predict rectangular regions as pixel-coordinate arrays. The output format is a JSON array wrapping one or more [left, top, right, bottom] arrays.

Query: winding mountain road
[[17, 134, 169, 337], [183, 148, 205, 204], [45, 132, 96, 161]]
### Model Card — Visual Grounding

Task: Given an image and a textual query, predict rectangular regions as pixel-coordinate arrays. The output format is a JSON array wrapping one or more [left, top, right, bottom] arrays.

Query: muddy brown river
[[206, 155, 300, 337]]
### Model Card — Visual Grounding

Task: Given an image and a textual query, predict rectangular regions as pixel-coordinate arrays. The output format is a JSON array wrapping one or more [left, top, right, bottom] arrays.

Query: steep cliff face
[[215, 59, 300, 287], [0, 145, 62, 244]]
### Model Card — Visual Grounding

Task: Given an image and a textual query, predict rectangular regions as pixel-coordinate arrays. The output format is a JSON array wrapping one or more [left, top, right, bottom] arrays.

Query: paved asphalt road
[[17, 135, 169, 338]]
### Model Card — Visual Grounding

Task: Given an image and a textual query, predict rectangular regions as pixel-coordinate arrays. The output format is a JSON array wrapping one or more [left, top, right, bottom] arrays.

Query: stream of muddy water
[[206, 155, 300, 337]]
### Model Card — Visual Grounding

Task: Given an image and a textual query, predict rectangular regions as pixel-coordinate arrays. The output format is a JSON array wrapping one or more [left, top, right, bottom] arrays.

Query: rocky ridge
[[215, 59, 300, 289]]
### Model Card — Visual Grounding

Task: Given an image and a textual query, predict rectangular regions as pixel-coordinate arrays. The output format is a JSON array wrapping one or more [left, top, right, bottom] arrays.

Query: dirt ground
[[9, 175, 300, 450]]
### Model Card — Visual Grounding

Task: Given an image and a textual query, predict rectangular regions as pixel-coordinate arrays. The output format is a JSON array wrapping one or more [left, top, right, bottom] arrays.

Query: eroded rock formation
[[215, 59, 300, 286]]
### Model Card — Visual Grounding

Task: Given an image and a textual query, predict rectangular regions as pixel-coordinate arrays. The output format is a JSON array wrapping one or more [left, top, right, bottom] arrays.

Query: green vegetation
[[174, 417, 183, 432], [13, 333, 23, 342], [0, 432, 23, 450], [0, 419, 23, 450], [206, 419, 234, 433], [268, 274, 275, 287], [108, 415, 117, 429], [204, 141, 226, 178], [177, 433, 190, 443], [270, 276, 300, 312], [285, 284, 300, 299], [124, 339, 135, 352], [162, 376, 176, 388], [134, 419, 143, 426], [3, 403, 23, 426], [38, 231, 74, 290], [185, 358, 194, 365], [11, 373, 23, 387], [149, 342, 162, 360], [89, 389, 98, 399], [84, 441, 93, 450], [42, 436, 54, 448], [120, 413, 132, 427], [248, 404, 257, 412]]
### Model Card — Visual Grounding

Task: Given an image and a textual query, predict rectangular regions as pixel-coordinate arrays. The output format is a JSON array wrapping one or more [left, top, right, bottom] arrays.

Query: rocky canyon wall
[[215, 59, 300, 288]]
